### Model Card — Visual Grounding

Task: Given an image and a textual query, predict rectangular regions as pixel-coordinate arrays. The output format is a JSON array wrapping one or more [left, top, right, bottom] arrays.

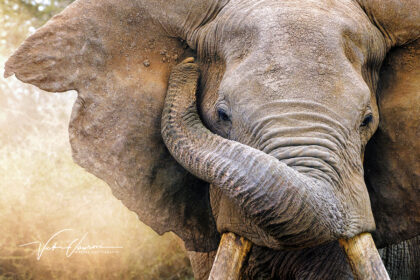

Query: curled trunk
[[162, 59, 349, 248]]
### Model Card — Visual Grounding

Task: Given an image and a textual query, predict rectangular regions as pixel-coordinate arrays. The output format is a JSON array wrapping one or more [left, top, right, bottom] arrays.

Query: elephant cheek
[[337, 169, 376, 236]]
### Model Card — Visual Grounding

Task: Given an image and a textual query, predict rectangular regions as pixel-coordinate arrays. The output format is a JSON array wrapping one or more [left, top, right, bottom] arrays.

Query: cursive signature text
[[19, 229, 123, 260]]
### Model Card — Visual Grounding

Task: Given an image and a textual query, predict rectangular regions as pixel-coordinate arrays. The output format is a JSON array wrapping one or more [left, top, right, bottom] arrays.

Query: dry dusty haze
[[0, 1, 193, 279]]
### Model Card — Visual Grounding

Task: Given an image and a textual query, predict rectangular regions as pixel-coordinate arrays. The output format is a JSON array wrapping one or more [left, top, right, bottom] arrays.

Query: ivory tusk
[[208, 232, 252, 280], [339, 233, 390, 280], [209, 232, 388, 279]]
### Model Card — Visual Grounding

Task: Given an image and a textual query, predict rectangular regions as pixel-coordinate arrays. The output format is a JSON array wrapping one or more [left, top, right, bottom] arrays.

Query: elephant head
[[5, 0, 420, 277]]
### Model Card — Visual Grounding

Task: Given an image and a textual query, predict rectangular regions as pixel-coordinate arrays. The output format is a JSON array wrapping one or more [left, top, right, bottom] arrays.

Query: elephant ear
[[360, 0, 420, 247], [4, 0, 222, 251]]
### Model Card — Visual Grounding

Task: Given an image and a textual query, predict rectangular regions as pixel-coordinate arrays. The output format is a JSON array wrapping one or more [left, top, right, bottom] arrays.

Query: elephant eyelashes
[[361, 114, 373, 127], [218, 108, 231, 122], [215, 105, 232, 138]]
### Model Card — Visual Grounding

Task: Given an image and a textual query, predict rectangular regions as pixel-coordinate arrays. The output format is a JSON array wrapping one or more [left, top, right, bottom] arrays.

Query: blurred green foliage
[[0, 0, 75, 55], [0, 0, 76, 145]]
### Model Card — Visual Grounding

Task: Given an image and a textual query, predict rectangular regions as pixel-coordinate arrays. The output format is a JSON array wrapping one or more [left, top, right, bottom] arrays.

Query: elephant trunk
[[161, 59, 346, 248]]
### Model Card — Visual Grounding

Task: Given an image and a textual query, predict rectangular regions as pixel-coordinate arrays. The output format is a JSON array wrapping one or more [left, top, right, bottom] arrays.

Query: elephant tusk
[[209, 232, 389, 280], [339, 233, 390, 280], [208, 232, 252, 280]]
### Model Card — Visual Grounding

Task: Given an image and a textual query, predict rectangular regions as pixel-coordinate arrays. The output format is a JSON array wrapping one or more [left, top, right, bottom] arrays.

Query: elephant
[[4, 0, 419, 279]]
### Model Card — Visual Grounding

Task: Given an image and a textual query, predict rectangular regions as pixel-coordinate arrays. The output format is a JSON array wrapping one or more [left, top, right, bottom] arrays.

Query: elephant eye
[[217, 108, 231, 122], [361, 114, 373, 127]]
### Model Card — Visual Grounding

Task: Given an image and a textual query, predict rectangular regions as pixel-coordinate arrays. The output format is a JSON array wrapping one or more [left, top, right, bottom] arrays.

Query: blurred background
[[0, 1, 193, 279]]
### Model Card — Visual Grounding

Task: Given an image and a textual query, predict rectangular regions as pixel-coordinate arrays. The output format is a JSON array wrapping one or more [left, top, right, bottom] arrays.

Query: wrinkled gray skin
[[5, 0, 420, 279]]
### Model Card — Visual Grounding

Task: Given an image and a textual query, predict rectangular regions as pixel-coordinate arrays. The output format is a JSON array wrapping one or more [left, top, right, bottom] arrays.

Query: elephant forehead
[[206, 0, 375, 57], [200, 0, 385, 126], [220, 46, 372, 111]]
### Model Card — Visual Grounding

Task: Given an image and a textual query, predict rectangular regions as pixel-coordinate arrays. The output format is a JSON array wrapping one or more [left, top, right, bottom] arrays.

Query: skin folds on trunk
[[162, 60, 349, 249]]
